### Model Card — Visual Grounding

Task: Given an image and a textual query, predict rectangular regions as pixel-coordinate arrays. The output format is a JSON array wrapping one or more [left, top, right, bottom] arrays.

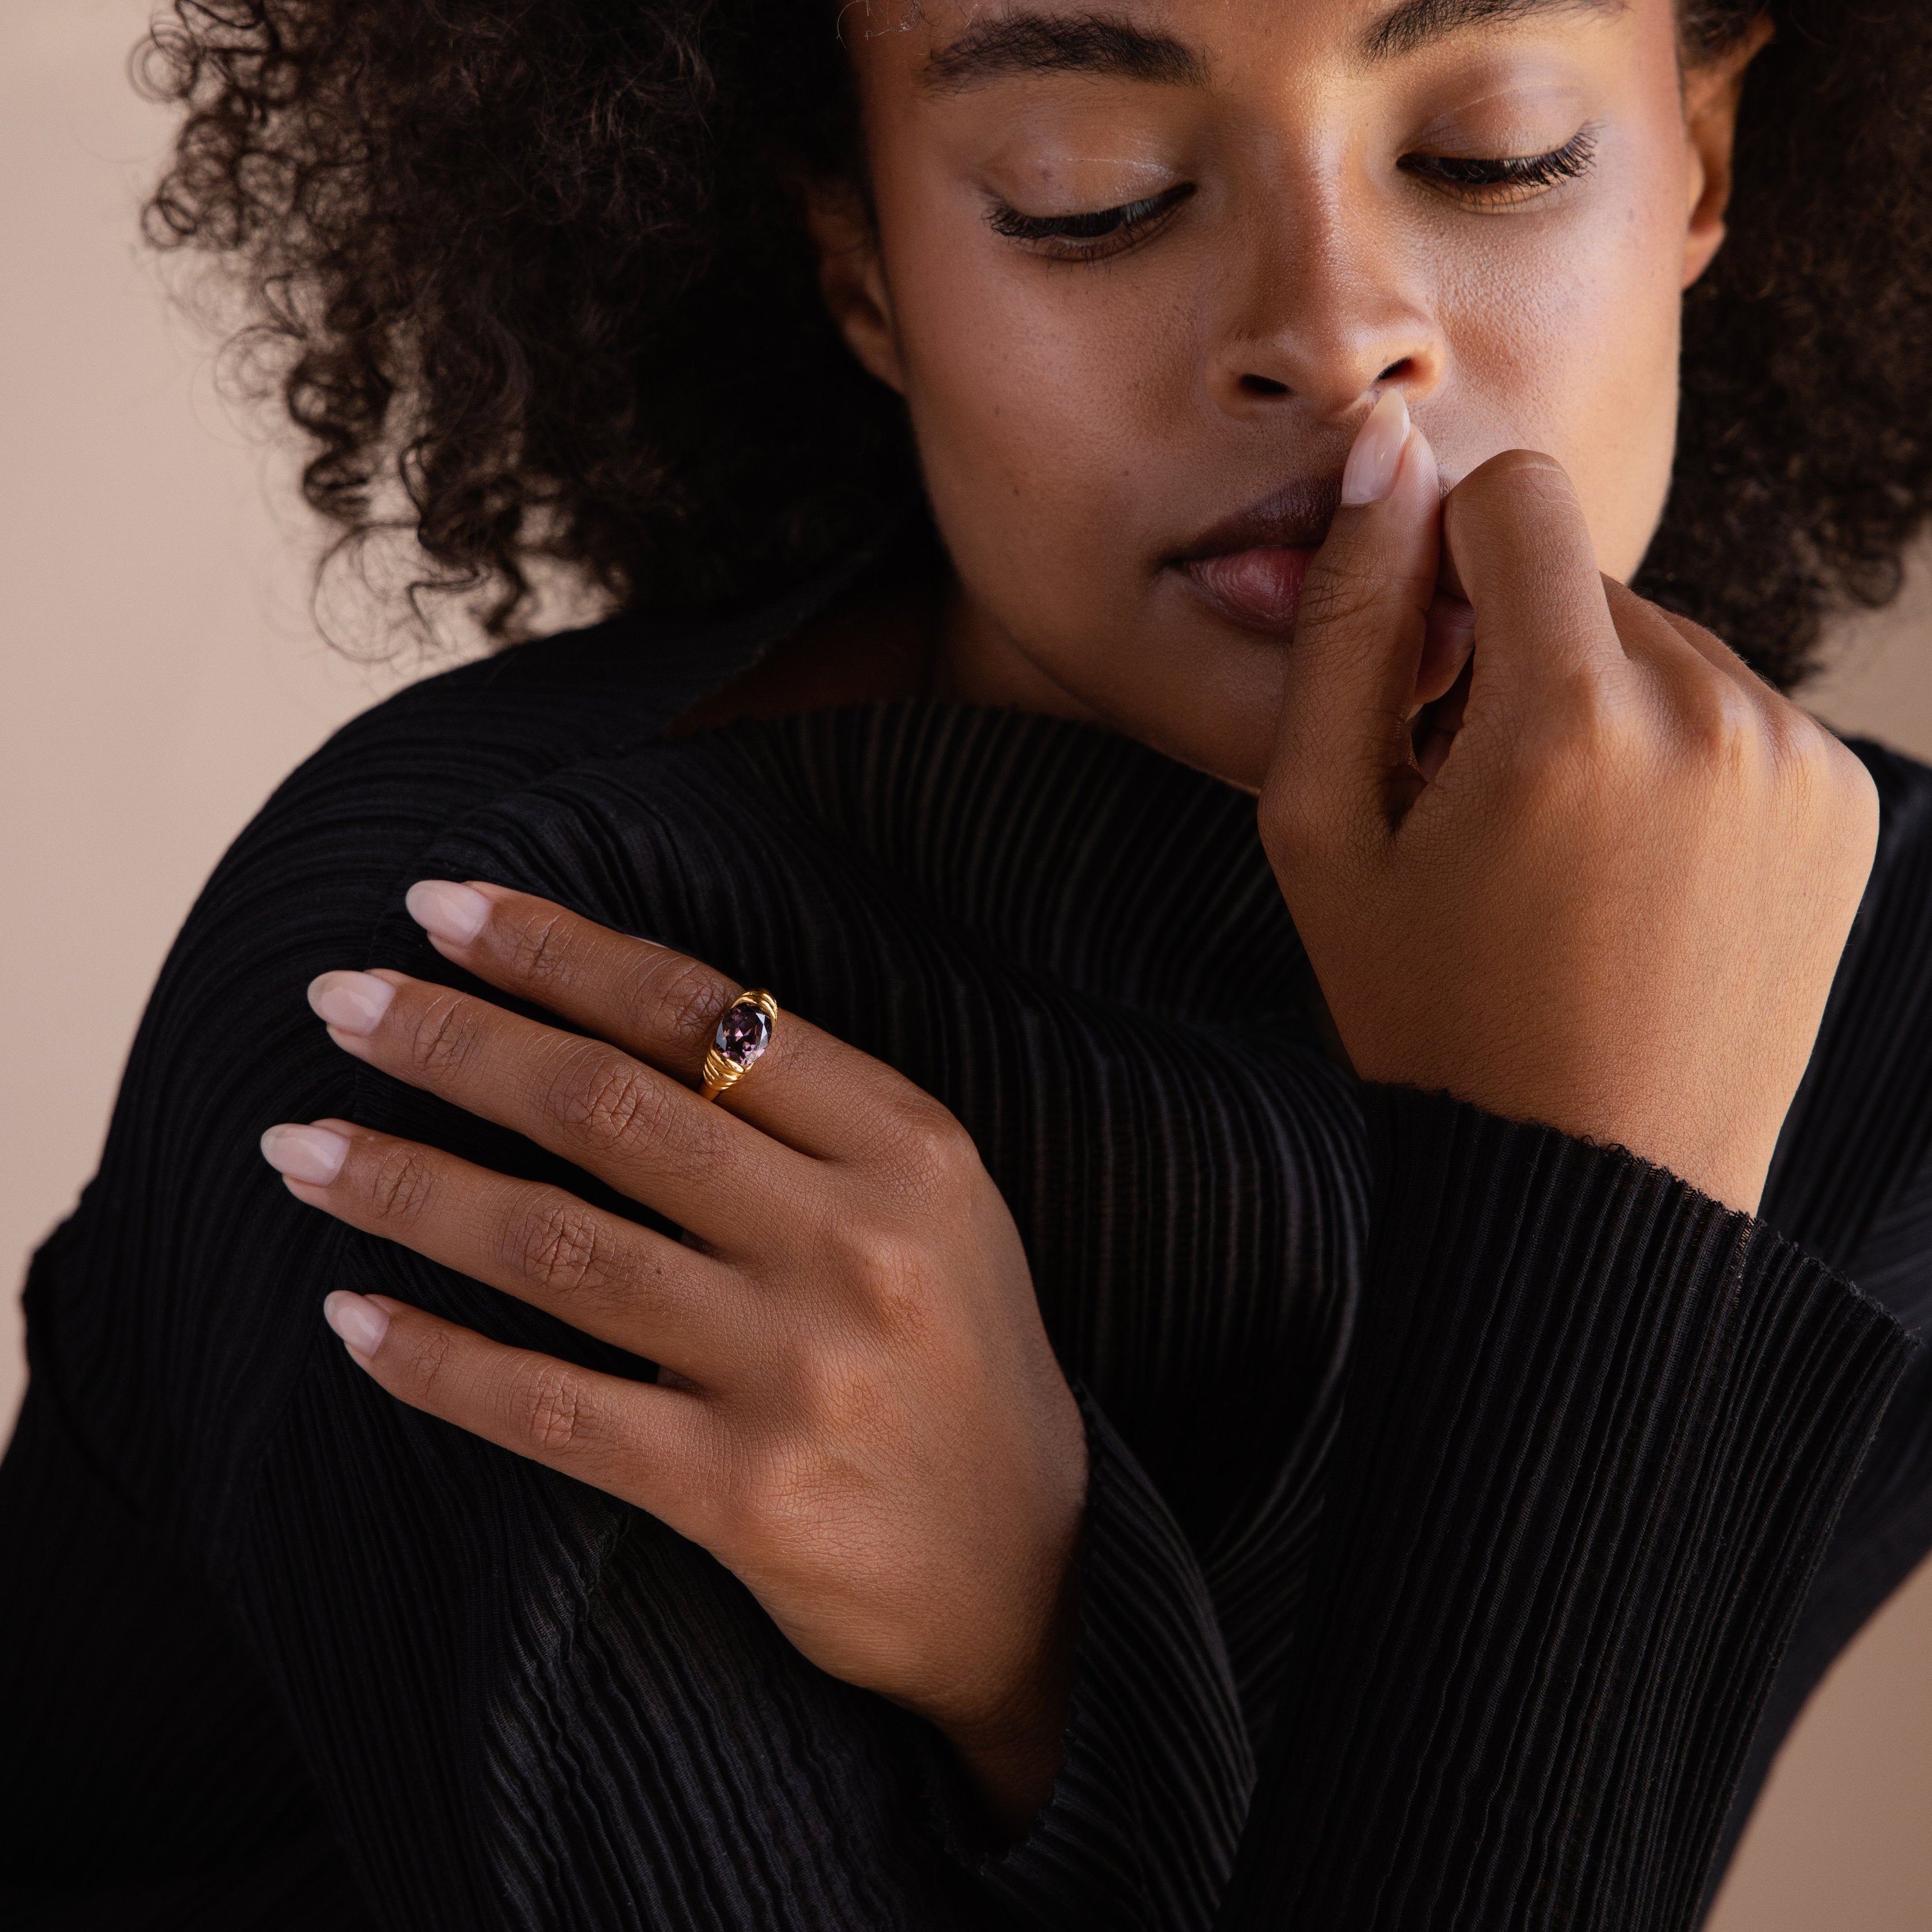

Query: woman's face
[[822, 0, 1745, 787]]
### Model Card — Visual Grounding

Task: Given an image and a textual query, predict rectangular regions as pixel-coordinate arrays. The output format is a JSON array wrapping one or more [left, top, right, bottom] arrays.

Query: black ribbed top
[[3, 589, 1931, 1932]]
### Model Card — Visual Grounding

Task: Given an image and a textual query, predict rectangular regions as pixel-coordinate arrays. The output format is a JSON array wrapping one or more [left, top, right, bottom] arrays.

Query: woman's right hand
[[1260, 393, 1879, 1215], [260, 891, 1088, 1835]]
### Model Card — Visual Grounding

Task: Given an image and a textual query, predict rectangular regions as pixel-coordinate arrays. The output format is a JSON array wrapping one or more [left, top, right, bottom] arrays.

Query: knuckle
[[1678, 670, 1760, 772], [497, 907, 579, 992], [732, 1435, 826, 1539], [551, 1044, 676, 1158], [397, 1320, 455, 1404], [881, 1098, 978, 1202], [631, 950, 732, 1052], [826, 1218, 934, 1343], [1842, 753, 1882, 855], [840, 1218, 922, 1289], [1777, 710, 1879, 838], [1294, 558, 1389, 634], [517, 1192, 605, 1300], [509, 1356, 587, 1456], [406, 992, 481, 1079], [365, 1141, 439, 1227], [1771, 702, 1838, 786]]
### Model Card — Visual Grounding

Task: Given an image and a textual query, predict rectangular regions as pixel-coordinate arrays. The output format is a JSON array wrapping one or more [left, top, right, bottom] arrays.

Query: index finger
[[1440, 450, 1623, 695], [399, 880, 913, 1162]]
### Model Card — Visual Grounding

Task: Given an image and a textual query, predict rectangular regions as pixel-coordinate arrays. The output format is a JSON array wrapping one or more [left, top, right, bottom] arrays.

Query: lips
[[1171, 473, 1341, 635], [1184, 546, 1316, 631]]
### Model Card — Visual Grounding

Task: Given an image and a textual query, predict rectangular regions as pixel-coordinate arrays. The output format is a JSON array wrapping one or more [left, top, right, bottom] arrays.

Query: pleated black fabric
[[1, 585, 1927, 1932]]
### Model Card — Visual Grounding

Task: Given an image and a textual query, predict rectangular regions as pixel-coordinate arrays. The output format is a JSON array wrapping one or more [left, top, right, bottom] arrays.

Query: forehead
[[849, 0, 1636, 87]]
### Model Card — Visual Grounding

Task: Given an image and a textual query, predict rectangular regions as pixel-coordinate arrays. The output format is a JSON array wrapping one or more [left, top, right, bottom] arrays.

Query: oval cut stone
[[715, 1001, 772, 1071]]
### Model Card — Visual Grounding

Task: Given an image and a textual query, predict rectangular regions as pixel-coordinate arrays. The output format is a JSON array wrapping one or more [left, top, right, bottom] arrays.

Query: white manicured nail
[[406, 879, 491, 946], [323, 1290, 389, 1359], [261, 1122, 350, 1186], [1340, 388, 1412, 507], [308, 970, 395, 1036]]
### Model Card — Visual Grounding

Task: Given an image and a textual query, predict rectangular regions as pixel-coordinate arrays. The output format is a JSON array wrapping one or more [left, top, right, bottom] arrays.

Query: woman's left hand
[[260, 881, 1088, 1832]]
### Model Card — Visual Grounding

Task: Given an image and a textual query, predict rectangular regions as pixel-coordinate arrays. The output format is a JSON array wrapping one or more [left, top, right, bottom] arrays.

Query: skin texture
[[268, 890, 1086, 1833], [262, 0, 1879, 1833], [1267, 418, 1876, 1218], [810, 0, 1754, 784]]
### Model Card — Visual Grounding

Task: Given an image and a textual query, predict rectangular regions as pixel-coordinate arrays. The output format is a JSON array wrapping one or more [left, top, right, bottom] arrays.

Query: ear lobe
[[802, 179, 907, 395], [1681, 13, 1775, 290]]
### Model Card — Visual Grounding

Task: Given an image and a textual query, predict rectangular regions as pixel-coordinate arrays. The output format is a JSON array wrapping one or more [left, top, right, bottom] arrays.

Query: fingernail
[[323, 1289, 389, 1359], [406, 880, 491, 946], [308, 970, 395, 1036], [1340, 388, 1412, 507], [261, 1122, 351, 1186]]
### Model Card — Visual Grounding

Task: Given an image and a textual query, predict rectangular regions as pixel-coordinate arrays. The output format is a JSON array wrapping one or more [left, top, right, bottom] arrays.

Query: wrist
[[936, 1616, 1077, 1838], [933, 1541, 1081, 1839]]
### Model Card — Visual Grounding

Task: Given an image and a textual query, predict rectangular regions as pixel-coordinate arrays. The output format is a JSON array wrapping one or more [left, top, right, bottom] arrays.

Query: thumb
[[1267, 390, 1441, 855]]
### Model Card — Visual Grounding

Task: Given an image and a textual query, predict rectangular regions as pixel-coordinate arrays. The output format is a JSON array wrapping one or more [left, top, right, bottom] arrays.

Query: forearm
[[1217, 1089, 1909, 1932]]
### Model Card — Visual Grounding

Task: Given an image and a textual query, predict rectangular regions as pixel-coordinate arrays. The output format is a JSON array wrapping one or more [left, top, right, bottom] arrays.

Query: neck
[[669, 562, 1104, 739]]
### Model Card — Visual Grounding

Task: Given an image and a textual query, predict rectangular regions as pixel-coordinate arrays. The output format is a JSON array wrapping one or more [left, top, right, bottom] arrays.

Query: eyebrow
[[918, 13, 1208, 93], [1363, 0, 1622, 61], [916, 0, 1620, 94]]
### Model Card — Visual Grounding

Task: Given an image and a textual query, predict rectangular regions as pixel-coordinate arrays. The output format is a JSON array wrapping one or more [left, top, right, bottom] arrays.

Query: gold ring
[[701, 989, 779, 1103]]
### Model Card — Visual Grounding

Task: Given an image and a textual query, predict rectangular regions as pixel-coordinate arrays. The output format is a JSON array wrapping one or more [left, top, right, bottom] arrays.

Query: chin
[[1072, 613, 1286, 796]]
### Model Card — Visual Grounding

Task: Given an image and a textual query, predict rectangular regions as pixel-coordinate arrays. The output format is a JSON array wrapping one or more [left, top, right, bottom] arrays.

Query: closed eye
[[1400, 126, 1598, 207], [989, 182, 1197, 260]]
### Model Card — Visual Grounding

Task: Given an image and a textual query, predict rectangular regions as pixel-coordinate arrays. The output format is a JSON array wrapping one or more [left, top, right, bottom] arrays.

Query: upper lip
[[1170, 473, 1341, 564]]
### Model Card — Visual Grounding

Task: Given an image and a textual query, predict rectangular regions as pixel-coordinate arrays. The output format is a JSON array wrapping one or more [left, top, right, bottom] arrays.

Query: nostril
[[1239, 374, 1290, 397], [1376, 357, 1414, 384]]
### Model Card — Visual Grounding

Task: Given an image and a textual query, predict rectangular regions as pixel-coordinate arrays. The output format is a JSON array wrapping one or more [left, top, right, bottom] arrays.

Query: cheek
[[882, 213, 1197, 636], [867, 55, 1697, 701], [1446, 259, 1679, 580], [1438, 170, 1691, 581]]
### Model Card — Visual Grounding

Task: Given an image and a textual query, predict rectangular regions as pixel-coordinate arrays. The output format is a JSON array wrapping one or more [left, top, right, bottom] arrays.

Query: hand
[[1260, 393, 1880, 1214], [260, 884, 1088, 1832]]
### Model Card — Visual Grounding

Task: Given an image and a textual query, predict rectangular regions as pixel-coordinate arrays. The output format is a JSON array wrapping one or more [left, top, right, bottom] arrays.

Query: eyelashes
[[989, 182, 1197, 259], [1398, 126, 1599, 205], [987, 126, 1599, 261]]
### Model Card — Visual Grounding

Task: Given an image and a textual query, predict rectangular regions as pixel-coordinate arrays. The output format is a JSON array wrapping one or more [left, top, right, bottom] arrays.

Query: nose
[[1206, 198, 1445, 422]]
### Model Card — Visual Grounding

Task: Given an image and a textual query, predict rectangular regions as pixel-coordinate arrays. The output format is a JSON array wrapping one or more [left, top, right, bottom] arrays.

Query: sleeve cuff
[[1222, 1086, 1911, 1931], [927, 1390, 1254, 1932]]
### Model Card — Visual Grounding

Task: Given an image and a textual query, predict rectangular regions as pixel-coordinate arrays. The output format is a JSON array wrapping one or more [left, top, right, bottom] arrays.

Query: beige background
[[4, 3, 1929, 1920]]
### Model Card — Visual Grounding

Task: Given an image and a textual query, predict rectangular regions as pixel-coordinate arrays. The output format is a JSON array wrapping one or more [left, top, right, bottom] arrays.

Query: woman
[[6, 0, 1932, 1925]]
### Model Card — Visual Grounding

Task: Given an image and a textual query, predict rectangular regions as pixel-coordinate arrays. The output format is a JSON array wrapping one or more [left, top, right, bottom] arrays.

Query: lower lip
[[1181, 546, 1316, 633]]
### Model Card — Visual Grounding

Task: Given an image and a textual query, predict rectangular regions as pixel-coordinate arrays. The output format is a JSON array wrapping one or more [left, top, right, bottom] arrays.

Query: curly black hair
[[138, 0, 1932, 684]]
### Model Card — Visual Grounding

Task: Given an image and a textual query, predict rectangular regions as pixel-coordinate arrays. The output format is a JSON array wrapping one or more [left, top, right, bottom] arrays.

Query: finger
[[1603, 577, 1769, 695], [1413, 651, 1474, 785], [1599, 578, 1823, 787], [1414, 589, 1475, 712], [305, 966, 806, 1249], [319, 1287, 716, 1528], [1438, 450, 1623, 697], [1271, 390, 1443, 844], [400, 881, 917, 1162], [261, 1117, 750, 1376]]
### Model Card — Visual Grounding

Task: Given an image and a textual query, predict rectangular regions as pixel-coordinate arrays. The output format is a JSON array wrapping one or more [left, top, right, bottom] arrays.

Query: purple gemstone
[[714, 1001, 772, 1071]]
